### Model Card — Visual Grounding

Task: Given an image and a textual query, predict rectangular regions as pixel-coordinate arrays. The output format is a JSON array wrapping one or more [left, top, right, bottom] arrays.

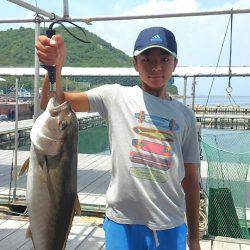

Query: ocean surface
[[19, 125, 110, 155], [184, 95, 250, 107]]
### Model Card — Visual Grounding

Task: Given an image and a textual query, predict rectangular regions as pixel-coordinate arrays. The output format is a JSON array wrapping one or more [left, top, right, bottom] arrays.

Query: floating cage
[[202, 132, 250, 239]]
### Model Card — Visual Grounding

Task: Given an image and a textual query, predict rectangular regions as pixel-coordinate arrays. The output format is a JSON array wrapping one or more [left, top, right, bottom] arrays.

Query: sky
[[1, 0, 250, 97]]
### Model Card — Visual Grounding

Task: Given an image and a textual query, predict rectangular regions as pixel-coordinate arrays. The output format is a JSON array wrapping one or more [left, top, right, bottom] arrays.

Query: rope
[[201, 139, 250, 155], [34, 0, 38, 11], [203, 15, 231, 111], [200, 14, 232, 198], [228, 92, 239, 106]]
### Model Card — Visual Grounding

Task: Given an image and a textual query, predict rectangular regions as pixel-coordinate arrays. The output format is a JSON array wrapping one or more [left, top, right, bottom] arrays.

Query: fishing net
[[202, 132, 250, 239]]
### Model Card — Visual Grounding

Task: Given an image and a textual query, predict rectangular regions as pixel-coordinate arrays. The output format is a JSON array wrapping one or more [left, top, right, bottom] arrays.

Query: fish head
[[30, 98, 78, 156]]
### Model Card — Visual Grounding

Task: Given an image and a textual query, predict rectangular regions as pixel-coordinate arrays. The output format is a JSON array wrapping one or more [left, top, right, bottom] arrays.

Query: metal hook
[[226, 86, 233, 94]]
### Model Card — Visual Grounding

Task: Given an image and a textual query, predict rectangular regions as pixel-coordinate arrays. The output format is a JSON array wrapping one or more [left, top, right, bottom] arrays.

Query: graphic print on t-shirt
[[133, 126, 174, 142], [134, 112, 179, 131], [129, 111, 179, 183]]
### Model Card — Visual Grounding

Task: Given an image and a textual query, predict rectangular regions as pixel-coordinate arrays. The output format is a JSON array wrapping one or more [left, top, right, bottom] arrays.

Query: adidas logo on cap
[[150, 34, 162, 42]]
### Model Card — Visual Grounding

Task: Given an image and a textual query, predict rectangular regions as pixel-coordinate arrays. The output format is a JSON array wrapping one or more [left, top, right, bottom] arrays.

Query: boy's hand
[[35, 35, 66, 68]]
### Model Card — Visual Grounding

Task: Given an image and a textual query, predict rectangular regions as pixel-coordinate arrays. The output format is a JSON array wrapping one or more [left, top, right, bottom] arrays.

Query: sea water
[[18, 125, 110, 155], [185, 95, 250, 107]]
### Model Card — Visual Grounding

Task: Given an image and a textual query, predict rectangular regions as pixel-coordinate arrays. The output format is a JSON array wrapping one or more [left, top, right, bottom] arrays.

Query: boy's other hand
[[35, 35, 66, 68]]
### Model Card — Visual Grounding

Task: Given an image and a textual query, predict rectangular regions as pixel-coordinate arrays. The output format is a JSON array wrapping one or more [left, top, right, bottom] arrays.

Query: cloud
[[123, 0, 200, 14], [86, 0, 250, 95], [1, 0, 249, 95]]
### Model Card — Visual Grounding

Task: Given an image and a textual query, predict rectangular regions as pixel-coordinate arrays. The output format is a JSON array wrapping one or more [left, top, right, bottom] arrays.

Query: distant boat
[[18, 86, 31, 98], [5, 85, 31, 98]]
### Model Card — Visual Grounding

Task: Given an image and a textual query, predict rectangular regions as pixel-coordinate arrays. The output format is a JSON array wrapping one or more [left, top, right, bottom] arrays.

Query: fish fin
[[18, 158, 29, 177], [74, 195, 81, 216], [25, 225, 32, 239]]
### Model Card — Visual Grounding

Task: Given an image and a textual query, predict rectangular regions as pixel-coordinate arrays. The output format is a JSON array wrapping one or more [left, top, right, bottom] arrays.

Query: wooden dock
[[0, 150, 250, 249], [194, 106, 250, 116], [0, 215, 106, 249], [0, 150, 110, 208], [196, 114, 250, 130], [1, 215, 250, 250]]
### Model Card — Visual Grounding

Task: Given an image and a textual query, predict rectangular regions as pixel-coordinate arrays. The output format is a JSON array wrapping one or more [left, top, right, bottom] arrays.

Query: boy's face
[[133, 47, 177, 91]]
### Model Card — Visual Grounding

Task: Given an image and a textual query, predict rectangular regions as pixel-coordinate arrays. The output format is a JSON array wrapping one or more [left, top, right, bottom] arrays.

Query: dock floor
[[0, 150, 250, 249], [0, 150, 110, 207], [0, 215, 249, 250]]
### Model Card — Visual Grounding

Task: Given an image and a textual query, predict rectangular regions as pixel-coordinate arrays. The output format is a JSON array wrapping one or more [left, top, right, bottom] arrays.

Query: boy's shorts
[[103, 217, 187, 250]]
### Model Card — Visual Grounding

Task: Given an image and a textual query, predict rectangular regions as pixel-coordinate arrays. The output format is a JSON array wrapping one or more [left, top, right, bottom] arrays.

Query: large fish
[[19, 97, 80, 250]]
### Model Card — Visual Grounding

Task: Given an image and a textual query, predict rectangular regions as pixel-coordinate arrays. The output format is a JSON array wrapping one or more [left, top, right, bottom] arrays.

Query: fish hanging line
[[41, 16, 91, 93], [203, 8, 239, 111]]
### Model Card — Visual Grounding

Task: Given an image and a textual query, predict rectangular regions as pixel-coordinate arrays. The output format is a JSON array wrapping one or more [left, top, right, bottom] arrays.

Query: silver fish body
[[27, 98, 78, 250]]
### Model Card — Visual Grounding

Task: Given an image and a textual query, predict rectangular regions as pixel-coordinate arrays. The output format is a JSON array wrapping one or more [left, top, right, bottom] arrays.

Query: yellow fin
[[74, 195, 81, 216], [25, 225, 32, 239], [18, 158, 29, 177]]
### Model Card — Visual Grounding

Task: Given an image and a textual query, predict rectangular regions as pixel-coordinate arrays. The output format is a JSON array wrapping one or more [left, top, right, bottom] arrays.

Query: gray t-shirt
[[86, 84, 200, 230]]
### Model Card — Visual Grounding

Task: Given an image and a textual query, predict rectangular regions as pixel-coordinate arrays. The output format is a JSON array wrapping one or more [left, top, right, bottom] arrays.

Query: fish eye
[[59, 120, 68, 130]]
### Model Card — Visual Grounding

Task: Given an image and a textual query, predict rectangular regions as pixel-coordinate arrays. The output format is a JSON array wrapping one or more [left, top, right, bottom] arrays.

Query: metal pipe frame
[[33, 19, 40, 121], [63, 0, 69, 18], [1, 7, 250, 24], [13, 77, 19, 202], [72, 8, 250, 24], [183, 77, 187, 105], [191, 77, 197, 110], [1, 67, 250, 77]]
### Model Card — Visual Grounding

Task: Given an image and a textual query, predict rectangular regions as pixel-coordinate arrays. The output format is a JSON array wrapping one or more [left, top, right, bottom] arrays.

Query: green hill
[[0, 26, 132, 67], [0, 27, 178, 95]]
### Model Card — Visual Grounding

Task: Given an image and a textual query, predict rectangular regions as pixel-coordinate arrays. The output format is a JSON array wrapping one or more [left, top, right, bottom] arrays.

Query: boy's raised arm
[[36, 34, 90, 112]]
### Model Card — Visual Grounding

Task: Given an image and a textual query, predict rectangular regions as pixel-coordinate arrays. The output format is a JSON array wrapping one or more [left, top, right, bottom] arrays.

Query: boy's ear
[[133, 57, 138, 72]]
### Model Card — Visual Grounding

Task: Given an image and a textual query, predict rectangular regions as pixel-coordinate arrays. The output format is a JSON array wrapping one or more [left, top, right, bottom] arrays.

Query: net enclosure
[[202, 132, 250, 239]]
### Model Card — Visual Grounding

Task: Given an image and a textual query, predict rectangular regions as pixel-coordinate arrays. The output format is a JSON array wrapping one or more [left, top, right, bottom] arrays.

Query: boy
[[36, 26, 201, 250]]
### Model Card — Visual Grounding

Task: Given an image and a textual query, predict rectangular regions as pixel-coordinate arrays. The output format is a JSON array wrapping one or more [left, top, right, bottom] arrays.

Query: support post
[[183, 76, 187, 105], [13, 77, 19, 202], [191, 76, 196, 111], [63, 0, 69, 18], [33, 17, 41, 121]]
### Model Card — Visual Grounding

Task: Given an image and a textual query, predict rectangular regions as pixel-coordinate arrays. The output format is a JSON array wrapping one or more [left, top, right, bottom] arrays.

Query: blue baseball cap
[[133, 27, 177, 58]]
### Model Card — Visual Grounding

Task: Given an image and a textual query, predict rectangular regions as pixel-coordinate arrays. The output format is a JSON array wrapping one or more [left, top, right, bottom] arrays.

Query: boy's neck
[[140, 82, 171, 100]]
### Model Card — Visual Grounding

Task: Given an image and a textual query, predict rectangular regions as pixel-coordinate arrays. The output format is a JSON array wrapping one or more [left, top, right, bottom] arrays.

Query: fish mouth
[[48, 98, 71, 117]]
